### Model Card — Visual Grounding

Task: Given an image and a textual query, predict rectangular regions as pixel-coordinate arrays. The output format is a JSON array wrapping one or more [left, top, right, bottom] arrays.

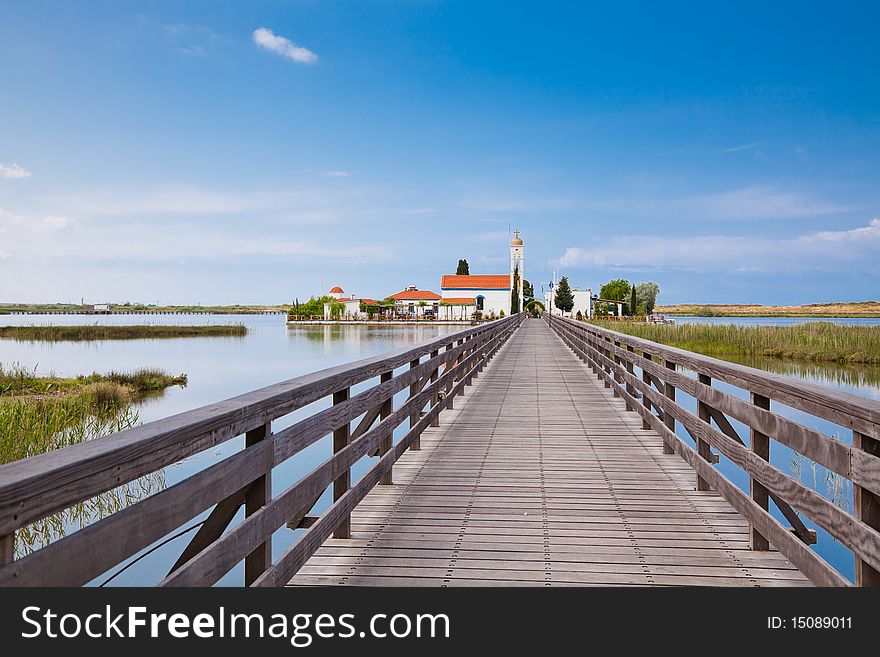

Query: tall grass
[[590, 320, 880, 364], [0, 364, 187, 464], [0, 323, 247, 342]]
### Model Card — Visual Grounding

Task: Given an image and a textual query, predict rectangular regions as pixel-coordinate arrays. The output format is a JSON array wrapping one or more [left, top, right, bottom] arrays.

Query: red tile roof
[[329, 286, 344, 293], [441, 274, 510, 289], [388, 289, 442, 301], [441, 297, 476, 305]]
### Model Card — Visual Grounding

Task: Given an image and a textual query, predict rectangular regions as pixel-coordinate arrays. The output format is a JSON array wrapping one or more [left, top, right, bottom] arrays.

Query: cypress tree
[[554, 276, 575, 315]]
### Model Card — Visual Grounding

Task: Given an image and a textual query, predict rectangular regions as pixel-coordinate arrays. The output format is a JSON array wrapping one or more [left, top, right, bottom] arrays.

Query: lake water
[[1, 313, 877, 584]]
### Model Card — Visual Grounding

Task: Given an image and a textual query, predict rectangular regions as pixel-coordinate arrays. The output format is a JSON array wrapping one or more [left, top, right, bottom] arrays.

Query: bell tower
[[509, 229, 525, 313]]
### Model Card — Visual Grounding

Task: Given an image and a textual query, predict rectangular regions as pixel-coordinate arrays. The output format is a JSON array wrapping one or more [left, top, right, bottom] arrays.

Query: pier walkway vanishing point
[[2, 314, 879, 587], [291, 319, 808, 586]]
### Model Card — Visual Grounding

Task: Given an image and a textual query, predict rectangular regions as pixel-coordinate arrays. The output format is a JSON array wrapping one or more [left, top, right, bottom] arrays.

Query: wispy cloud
[[252, 27, 318, 64], [556, 219, 880, 273], [165, 24, 220, 57], [0, 163, 32, 179], [323, 170, 349, 177], [0, 208, 72, 232], [722, 142, 760, 153]]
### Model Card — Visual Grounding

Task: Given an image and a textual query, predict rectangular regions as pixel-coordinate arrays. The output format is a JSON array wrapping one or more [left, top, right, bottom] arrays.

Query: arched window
[[476, 295, 485, 311]]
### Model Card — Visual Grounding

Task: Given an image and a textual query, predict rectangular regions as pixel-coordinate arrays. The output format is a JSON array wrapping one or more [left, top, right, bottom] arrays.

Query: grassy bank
[[0, 323, 247, 341], [0, 365, 187, 464], [589, 320, 880, 365], [656, 301, 880, 317]]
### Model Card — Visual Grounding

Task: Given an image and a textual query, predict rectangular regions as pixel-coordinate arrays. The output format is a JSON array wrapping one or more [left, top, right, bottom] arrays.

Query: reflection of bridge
[[1, 315, 878, 586]]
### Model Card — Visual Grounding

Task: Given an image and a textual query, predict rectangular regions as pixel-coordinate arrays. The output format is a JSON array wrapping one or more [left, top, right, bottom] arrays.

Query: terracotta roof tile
[[441, 297, 476, 305], [441, 275, 510, 289], [388, 289, 442, 301]]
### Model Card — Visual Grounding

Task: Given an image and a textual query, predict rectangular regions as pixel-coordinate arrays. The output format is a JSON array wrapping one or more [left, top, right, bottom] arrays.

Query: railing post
[[624, 345, 636, 411], [612, 339, 622, 398], [245, 421, 272, 583], [409, 358, 421, 450], [662, 361, 675, 454], [854, 431, 880, 586], [429, 349, 440, 427], [641, 352, 652, 430], [750, 392, 771, 551], [445, 343, 455, 409], [0, 534, 12, 566], [696, 374, 712, 491], [379, 372, 393, 485], [331, 390, 352, 539]]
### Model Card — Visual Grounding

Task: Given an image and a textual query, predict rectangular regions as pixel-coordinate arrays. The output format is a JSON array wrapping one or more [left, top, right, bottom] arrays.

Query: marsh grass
[[0, 323, 247, 342], [0, 364, 187, 464], [590, 320, 880, 364]]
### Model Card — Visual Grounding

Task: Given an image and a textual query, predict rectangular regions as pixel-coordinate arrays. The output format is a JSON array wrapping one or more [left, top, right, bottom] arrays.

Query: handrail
[[546, 314, 880, 587], [0, 314, 525, 585]]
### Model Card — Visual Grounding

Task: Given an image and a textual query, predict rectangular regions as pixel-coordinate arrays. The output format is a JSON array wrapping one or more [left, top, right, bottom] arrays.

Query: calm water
[[2, 313, 878, 584], [0, 314, 463, 585]]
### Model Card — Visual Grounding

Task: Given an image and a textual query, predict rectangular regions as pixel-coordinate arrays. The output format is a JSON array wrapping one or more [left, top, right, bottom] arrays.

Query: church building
[[440, 230, 525, 317]]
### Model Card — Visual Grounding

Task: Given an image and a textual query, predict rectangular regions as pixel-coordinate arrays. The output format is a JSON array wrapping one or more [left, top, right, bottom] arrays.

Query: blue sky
[[1, 1, 878, 305]]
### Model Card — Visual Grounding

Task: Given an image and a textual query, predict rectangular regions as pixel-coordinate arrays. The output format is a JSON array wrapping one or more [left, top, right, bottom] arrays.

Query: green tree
[[554, 276, 574, 315], [523, 279, 534, 302], [510, 265, 521, 314], [635, 281, 661, 315], [629, 285, 637, 316], [525, 299, 545, 316], [456, 259, 470, 275], [599, 279, 631, 302]]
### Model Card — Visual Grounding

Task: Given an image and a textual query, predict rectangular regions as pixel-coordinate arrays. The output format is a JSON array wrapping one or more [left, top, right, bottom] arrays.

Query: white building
[[322, 286, 378, 320], [388, 287, 442, 317], [440, 231, 525, 317]]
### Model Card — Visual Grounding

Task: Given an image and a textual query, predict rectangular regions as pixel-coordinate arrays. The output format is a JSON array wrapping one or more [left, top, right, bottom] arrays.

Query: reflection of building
[[388, 287, 442, 317], [440, 231, 525, 316]]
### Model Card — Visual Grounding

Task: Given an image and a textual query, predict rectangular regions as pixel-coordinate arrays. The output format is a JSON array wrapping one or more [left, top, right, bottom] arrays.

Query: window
[[476, 296, 485, 311]]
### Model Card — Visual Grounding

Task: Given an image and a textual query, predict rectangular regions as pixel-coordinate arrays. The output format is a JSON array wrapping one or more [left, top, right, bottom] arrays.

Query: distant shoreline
[[0, 303, 288, 315], [656, 302, 880, 318]]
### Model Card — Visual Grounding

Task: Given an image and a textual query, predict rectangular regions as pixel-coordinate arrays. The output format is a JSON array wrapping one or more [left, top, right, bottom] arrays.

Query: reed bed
[[0, 323, 247, 342], [589, 320, 880, 364], [0, 365, 187, 464]]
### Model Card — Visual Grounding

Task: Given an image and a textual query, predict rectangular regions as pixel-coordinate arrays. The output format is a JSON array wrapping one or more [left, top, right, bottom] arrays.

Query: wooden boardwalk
[[291, 319, 810, 587]]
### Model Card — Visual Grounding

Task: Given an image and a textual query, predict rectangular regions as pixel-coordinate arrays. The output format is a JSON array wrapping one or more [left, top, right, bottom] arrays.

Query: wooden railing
[[0, 314, 524, 586], [547, 314, 880, 587]]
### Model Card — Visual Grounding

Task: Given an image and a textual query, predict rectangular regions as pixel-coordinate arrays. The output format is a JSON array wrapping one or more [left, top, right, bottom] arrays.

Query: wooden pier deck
[[291, 319, 810, 586]]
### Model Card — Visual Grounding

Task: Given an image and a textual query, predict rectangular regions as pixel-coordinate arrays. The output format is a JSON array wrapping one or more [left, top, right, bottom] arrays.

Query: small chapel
[[439, 230, 525, 318]]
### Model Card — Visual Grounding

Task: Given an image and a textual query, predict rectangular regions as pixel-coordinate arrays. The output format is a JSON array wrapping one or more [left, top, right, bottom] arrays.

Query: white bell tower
[[509, 229, 525, 313]]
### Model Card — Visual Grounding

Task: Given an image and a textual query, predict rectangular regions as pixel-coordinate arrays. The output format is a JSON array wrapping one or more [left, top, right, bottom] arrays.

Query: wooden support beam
[[696, 374, 713, 491], [379, 372, 393, 485], [0, 534, 12, 566], [332, 389, 351, 539], [244, 422, 272, 585], [641, 352, 652, 430], [430, 350, 440, 427], [750, 393, 771, 551], [168, 484, 249, 575], [409, 358, 421, 450], [855, 431, 880, 586], [662, 361, 676, 454]]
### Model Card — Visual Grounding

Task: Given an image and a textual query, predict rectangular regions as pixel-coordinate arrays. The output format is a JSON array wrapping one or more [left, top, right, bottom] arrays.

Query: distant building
[[322, 286, 378, 319], [440, 231, 525, 316], [388, 286, 442, 318]]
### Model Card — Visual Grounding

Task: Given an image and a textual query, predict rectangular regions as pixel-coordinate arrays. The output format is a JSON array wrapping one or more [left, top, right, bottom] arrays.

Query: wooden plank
[[855, 431, 880, 586], [244, 422, 272, 585], [292, 319, 813, 588], [332, 388, 352, 539]]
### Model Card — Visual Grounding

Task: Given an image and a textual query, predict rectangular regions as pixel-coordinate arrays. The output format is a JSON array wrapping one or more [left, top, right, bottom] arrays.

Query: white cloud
[[0, 209, 73, 232], [556, 219, 880, 273], [0, 163, 31, 179], [252, 27, 317, 64], [323, 170, 349, 177]]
